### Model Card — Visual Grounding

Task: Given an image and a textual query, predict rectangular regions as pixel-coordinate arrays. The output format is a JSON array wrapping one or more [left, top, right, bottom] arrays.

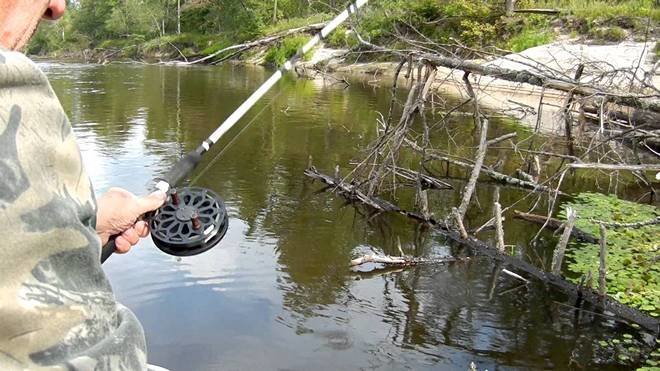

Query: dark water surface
[[40, 62, 652, 370]]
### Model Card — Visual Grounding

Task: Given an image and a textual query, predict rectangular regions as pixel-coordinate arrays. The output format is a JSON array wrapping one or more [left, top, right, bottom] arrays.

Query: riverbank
[[294, 40, 659, 134], [31, 36, 660, 149]]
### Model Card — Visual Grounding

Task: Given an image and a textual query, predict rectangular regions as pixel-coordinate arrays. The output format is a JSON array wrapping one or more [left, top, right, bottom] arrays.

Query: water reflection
[[40, 62, 650, 370]]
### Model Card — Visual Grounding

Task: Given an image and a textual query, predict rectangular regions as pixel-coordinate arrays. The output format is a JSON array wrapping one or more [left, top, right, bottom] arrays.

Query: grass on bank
[[264, 35, 311, 66], [507, 28, 554, 52], [532, 0, 660, 22]]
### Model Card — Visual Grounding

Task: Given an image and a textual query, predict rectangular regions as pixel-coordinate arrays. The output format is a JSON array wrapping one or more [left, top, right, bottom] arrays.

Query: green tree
[[73, 0, 117, 39], [105, 0, 165, 37]]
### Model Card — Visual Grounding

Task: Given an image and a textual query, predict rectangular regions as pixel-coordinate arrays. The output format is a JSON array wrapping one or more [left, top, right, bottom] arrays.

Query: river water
[[40, 62, 653, 370]]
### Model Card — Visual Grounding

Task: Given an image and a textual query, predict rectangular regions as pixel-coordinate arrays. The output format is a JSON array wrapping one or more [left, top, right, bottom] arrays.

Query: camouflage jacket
[[0, 50, 147, 370]]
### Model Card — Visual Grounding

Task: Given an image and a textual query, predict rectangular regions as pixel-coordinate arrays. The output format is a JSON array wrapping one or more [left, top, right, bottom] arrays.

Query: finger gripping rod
[[155, 0, 368, 192]]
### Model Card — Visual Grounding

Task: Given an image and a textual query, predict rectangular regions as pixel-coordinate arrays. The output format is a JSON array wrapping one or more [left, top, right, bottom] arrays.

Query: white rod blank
[[207, 0, 368, 145]]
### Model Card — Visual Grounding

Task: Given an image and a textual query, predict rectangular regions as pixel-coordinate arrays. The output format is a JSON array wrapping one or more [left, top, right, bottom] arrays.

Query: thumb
[[136, 190, 167, 214]]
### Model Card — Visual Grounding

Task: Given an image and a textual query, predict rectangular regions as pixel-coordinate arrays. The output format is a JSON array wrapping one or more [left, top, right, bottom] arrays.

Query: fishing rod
[[101, 0, 369, 263]]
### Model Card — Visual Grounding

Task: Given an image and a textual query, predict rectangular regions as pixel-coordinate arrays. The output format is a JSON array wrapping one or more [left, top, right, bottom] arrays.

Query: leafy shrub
[[560, 193, 659, 316], [588, 26, 628, 42], [325, 26, 359, 49], [140, 33, 219, 57], [200, 39, 233, 56], [181, 4, 214, 34], [459, 20, 498, 46], [262, 14, 332, 35], [507, 29, 554, 52], [264, 35, 309, 66], [27, 15, 88, 55]]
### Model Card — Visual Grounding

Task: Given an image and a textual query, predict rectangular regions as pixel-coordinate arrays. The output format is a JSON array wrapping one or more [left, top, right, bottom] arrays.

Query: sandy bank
[[298, 41, 659, 134]]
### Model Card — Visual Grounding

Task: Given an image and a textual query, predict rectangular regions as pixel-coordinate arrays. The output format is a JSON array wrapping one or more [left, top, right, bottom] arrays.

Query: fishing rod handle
[[158, 147, 205, 186], [101, 238, 116, 263], [100, 209, 158, 264]]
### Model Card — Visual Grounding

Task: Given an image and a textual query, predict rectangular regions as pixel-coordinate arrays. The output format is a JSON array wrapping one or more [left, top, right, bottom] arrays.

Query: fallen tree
[[355, 34, 660, 114], [513, 210, 598, 243], [187, 22, 327, 65], [305, 166, 659, 333]]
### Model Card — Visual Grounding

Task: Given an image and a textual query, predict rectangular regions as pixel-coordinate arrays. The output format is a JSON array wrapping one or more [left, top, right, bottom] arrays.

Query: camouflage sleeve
[[0, 50, 147, 370]]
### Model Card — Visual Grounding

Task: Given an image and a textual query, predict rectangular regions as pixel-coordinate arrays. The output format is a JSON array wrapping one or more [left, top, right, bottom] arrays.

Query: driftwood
[[494, 201, 505, 253], [453, 207, 469, 239], [388, 165, 453, 190], [513, 210, 598, 243], [304, 166, 399, 212], [563, 64, 584, 157], [350, 254, 462, 272], [419, 54, 660, 114], [304, 36, 659, 334], [567, 163, 660, 172], [513, 8, 561, 15], [187, 22, 326, 65], [304, 166, 438, 225], [305, 167, 660, 333], [583, 103, 660, 130]]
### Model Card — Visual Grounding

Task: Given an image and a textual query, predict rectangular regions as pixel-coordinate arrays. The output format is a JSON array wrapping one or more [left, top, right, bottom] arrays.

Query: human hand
[[96, 188, 167, 254]]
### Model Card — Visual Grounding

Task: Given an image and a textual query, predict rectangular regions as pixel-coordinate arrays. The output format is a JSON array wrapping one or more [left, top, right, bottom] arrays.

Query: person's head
[[0, 0, 66, 50]]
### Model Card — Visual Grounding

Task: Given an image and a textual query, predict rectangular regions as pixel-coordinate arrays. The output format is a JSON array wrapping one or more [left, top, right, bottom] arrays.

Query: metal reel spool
[[150, 187, 229, 257]]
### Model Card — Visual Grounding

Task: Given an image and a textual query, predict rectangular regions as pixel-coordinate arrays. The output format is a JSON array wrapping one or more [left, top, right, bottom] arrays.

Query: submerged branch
[[350, 254, 463, 269]]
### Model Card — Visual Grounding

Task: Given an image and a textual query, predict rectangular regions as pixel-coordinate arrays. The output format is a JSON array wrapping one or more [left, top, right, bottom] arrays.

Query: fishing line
[[189, 89, 284, 186]]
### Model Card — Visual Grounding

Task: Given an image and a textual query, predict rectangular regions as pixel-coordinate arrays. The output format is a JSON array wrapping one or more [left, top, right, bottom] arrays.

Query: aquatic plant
[[560, 193, 659, 316], [594, 332, 660, 369]]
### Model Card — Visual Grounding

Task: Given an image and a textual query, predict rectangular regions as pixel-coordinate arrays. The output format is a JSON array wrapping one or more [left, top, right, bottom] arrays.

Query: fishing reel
[[149, 187, 229, 257]]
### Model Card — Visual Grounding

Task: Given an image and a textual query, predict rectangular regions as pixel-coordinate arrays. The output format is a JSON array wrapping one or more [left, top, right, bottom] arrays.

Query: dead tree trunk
[[456, 119, 488, 221], [551, 208, 577, 274], [563, 65, 585, 157], [505, 0, 516, 16], [599, 224, 607, 297], [177, 0, 181, 35]]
